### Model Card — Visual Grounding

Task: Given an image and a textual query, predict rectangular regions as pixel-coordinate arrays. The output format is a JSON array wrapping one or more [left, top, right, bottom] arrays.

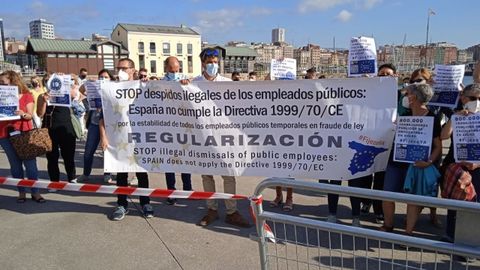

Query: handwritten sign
[[270, 58, 297, 80], [394, 116, 433, 163]]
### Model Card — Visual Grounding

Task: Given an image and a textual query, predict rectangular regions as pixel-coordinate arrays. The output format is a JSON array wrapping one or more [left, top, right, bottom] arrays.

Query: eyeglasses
[[411, 78, 426, 84], [139, 74, 147, 79], [466, 96, 480, 101]]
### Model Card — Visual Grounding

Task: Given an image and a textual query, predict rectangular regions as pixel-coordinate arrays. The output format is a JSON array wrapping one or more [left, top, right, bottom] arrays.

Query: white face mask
[[118, 70, 129, 81], [402, 96, 410, 109], [464, 100, 480, 113], [205, 63, 218, 77]]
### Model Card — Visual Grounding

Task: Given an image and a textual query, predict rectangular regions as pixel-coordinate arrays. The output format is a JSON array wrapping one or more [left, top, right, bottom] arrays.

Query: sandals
[[269, 196, 283, 208], [283, 198, 293, 211], [379, 225, 394, 233], [32, 195, 46, 203], [16, 197, 27, 203]]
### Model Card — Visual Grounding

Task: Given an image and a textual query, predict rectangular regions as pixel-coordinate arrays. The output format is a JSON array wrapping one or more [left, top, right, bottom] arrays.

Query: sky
[[0, 0, 478, 49]]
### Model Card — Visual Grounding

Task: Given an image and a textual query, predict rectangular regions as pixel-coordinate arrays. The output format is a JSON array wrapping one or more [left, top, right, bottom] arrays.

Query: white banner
[[393, 116, 433, 163], [348, 36, 377, 77], [0, 85, 20, 121], [430, 64, 465, 108], [452, 113, 480, 162], [101, 78, 397, 180], [270, 58, 296, 80]]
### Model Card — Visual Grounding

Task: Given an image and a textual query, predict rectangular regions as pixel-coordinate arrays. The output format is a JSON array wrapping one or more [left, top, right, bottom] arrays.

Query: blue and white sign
[[394, 116, 434, 163], [270, 58, 296, 80], [452, 113, 480, 162], [348, 36, 377, 77], [47, 74, 71, 107], [0, 85, 20, 121], [430, 64, 464, 108], [85, 80, 102, 110]]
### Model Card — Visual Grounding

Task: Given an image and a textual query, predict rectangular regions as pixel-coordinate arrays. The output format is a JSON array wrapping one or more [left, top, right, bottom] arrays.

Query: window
[[68, 54, 77, 58], [78, 54, 87, 58], [178, 60, 183, 73], [177, 43, 182, 55], [187, 44, 193, 55], [150, 60, 157, 73], [58, 54, 66, 58], [163, 42, 170, 54], [149, 42, 156, 54], [47, 54, 56, 58], [104, 59, 114, 70], [88, 55, 97, 59], [139, 55, 145, 69], [138, 42, 144, 53], [187, 56, 193, 73]]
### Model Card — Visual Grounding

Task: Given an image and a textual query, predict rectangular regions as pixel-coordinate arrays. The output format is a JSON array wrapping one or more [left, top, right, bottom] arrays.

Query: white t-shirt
[[192, 74, 231, 82]]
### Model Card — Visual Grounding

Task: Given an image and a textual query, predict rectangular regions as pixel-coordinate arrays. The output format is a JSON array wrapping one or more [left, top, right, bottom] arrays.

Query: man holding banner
[[100, 58, 154, 221], [192, 48, 251, 228]]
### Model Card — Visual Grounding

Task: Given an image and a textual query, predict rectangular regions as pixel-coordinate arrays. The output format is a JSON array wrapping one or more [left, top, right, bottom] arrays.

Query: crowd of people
[[0, 48, 479, 244]]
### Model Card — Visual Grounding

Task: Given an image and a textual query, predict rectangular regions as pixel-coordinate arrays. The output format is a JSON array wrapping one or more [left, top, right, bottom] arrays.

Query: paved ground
[[0, 140, 478, 270]]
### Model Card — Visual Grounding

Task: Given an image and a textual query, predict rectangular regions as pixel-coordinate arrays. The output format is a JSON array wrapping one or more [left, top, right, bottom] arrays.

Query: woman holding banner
[[0, 71, 44, 203], [440, 83, 480, 242], [381, 83, 442, 235]]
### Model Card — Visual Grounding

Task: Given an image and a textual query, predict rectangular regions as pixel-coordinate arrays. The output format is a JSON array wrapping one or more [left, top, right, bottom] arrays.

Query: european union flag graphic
[[348, 141, 388, 175]]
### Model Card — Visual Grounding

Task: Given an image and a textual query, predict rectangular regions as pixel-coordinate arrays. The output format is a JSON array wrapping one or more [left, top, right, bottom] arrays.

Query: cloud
[[250, 7, 274, 16], [298, 0, 351, 13], [336, 10, 353, 22], [298, 0, 381, 13], [195, 8, 243, 32]]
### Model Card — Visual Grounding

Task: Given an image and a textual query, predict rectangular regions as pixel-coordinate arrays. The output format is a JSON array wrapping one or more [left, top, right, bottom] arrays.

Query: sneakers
[[128, 176, 138, 186], [352, 217, 362, 227], [225, 211, 251, 228], [375, 214, 385, 224], [198, 209, 219, 226], [142, 204, 154, 219], [74, 175, 89, 183], [326, 215, 337, 223], [111, 206, 129, 221], [69, 178, 78, 183], [166, 198, 177, 205]]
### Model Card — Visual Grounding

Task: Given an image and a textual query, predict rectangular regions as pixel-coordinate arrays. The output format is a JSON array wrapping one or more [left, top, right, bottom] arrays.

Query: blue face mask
[[205, 63, 218, 77], [165, 72, 180, 81]]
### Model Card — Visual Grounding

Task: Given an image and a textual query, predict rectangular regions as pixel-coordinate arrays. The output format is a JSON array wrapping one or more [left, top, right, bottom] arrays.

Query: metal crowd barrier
[[251, 178, 480, 270]]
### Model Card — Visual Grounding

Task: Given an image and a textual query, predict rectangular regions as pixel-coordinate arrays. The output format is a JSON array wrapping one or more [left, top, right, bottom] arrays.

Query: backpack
[[441, 163, 477, 201]]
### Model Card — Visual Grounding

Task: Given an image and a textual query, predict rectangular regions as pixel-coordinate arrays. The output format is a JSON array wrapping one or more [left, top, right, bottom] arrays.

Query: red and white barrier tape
[[0, 177, 276, 242]]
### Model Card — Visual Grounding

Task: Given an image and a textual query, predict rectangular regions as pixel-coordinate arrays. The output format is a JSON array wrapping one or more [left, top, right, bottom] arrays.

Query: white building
[[272, 28, 285, 44], [29, 19, 55, 39], [112, 23, 202, 77]]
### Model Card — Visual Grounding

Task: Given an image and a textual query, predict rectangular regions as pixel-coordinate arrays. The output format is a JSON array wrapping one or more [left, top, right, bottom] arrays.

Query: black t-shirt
[[42, 105, 74, 134], [389, 110, 442, 166]]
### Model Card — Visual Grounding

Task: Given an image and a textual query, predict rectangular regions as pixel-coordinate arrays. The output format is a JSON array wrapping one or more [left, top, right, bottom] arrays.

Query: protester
[[30, 75, 47, 127], [0, 71, 44, 203], [138, 68, 148, 82], [440, 83, 480, 242], [192, 48, 250, 227], [305, 67, 317, 79], [162, 56, 192, 205], [100, 58, 153, 221], [231, 71, 241, 81], [78, 68, 88, 85], [381, 83, 442, 235], [37, 73, 78, 187], [76, 69, 114, 184], [248, 71, 257, 81]]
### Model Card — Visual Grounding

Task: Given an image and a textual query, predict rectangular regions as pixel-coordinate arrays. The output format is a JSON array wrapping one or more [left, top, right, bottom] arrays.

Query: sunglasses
[[139, 74, 147, 79], [466, 96, 480, 101], [411, 78, 426, 84]]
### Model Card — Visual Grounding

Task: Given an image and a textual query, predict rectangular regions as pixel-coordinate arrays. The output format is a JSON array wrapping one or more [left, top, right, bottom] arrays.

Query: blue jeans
[[0, 138, 39, 194], [83, 123, 110, 178], [165, 173, 192, 190]]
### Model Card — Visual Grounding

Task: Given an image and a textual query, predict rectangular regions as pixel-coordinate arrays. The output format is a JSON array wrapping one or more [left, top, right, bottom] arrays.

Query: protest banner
[[430, 64, 465, 108], [100, 77, 397, 180], [452, 113, 480, 162], [0, 85, 20, 121], [46, 74, 72, 107], [393, 116, 434, 163], [348, 36, 377, 77], [270, 58, 296, 80], [85, 80, 102, 110]]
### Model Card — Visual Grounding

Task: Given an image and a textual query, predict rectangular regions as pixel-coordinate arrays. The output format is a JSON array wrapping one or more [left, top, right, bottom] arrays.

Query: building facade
[[0, 19, 5, 61], [29, 19, 55, 39], [27, 38, 128, 74], [111, 23, 201, 77], [272, 28, 285, 44]]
